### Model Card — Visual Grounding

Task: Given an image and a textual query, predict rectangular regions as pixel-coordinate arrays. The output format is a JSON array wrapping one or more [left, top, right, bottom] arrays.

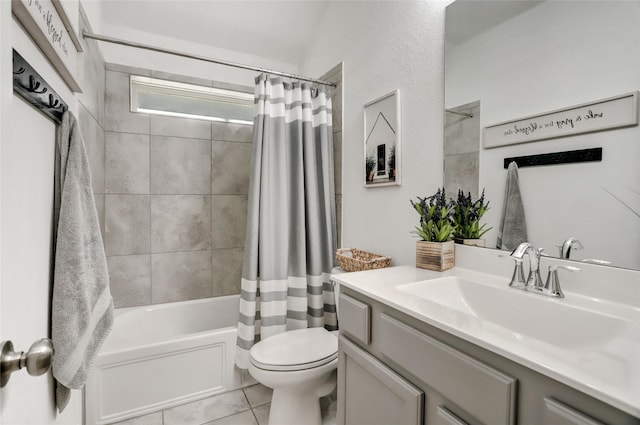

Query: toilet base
[[267, 370, 336, 425]]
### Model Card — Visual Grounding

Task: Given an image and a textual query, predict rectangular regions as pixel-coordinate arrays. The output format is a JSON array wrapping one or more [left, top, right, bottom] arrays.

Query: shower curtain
[[235, 74, 337, 369]]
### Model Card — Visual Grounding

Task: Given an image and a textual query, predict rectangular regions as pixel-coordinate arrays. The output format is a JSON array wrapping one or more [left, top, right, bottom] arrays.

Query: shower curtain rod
[[82, 31, 337, 88], [445, 109, 474, 118]]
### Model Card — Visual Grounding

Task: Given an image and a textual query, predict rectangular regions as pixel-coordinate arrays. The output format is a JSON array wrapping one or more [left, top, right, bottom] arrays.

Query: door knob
[[0, 338, 54, 387]]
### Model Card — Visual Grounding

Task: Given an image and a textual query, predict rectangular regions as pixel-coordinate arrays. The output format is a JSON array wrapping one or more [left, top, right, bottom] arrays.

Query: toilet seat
[[249, 328, 338, 372]]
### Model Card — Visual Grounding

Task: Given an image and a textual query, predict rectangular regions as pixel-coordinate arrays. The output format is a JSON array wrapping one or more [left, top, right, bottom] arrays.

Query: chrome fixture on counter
[[504, 242, 579, 298], [557, 237, 583, 259], [509, 242, 544, 290]]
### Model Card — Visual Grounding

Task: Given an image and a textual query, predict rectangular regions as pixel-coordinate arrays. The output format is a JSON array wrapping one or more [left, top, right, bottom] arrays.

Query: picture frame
[[364, 90, 401, 187]]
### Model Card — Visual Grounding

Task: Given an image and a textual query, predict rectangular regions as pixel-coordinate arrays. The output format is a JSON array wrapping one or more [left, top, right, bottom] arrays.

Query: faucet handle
[[499, 254, 527, 287], [544, 265, 580, 298]]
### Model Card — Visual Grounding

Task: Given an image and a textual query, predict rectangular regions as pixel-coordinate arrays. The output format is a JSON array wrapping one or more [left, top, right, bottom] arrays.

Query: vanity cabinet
[[337, 288, 639, 425]]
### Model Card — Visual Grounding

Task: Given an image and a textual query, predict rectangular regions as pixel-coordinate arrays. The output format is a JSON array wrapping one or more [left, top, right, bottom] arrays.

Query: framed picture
[[364, 90, 401, 187]]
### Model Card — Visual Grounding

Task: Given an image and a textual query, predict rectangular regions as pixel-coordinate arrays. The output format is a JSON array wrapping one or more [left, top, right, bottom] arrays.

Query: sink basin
[[397, 276, 636, 348]]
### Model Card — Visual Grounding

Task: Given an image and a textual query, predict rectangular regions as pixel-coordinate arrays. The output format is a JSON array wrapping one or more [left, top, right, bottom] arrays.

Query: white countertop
[[333, 265, 640, 417]]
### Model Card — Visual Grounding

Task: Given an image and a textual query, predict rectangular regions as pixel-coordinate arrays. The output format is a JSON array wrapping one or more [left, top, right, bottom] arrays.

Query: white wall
[[302, 1, 449, 266], [446, 1, 640, 269]]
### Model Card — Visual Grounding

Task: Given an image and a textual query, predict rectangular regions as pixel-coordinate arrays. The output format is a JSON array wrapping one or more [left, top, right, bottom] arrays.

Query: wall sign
[[484, 92, 638, 148], [12, 0, 83, 92]]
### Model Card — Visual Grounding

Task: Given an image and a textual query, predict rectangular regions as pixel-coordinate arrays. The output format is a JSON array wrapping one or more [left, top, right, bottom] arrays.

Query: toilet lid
[[250, 328, 338, 371]]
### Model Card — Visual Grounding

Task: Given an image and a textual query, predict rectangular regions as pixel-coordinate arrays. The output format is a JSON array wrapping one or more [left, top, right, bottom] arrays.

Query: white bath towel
[[497, 161, 528, 251], [52, 111, 113, 412]]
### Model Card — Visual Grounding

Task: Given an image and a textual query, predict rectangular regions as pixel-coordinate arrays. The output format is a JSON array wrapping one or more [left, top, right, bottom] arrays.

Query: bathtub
[[85, 295, 251, 425]]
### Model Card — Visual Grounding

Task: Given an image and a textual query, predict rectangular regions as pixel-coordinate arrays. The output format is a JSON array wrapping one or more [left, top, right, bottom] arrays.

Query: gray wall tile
[[107, 255, 151, 308], [100, 65, 255, 307], [106, 132, 150, 194], [151, 251, 212, 303], [333, 131, 342, 196], [211, 122, 253, 143], [78, 8, 105, 126], [444, 152, 480, 199], [211, 248, 243, 296], [211, 141, 251, 195], [444, 100, 480, 156], [211, 195, 248, 249], [105, 70, 150, 133], [150, 136, 211, 194], [151, 195, 212, 253], [150, 115, 211, 139], [105, 195, 150, 256], [163, 389, 249, 425], [78, 104, 105, 193]]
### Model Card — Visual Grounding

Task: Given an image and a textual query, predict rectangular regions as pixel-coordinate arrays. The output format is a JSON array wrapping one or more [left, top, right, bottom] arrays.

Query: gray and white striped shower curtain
[[235, 75, 337, 369]]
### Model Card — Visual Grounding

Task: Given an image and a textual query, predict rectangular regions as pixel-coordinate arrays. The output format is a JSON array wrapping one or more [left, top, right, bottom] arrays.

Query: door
[[0, 95, 58, 424], [1, 88, 82, 425], [337, 337, 423, 425]]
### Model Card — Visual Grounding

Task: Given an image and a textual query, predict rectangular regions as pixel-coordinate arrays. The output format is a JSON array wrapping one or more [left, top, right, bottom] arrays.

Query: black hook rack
[[12, 49, 68, 123], [503, 147, 603, 169]]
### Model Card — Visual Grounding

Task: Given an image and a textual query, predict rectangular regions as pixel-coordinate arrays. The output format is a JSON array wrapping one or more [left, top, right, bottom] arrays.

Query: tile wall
[[319, 63, 343, 246], [77, 6, 106, 238], [82, 58, 342, 309], [100, 64, 253, 308], [444, 100, 480, 199]]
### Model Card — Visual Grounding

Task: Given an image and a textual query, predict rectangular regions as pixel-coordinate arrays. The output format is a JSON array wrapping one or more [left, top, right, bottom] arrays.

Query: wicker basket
[[336, 248, 391, 272]]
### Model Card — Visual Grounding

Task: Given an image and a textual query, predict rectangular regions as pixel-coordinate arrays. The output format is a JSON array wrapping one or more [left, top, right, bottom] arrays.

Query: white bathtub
[[85, 295, 251, 425]]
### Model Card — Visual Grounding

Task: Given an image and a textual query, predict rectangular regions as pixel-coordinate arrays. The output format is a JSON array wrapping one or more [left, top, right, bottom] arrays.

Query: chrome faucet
[[557, 237, 583, 259], [509, 242, 544, 290], [504, 242, 580, 298]]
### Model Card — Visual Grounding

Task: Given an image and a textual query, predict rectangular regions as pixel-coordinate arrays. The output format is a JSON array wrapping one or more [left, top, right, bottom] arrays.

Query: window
[[130, 76, 254, 125]]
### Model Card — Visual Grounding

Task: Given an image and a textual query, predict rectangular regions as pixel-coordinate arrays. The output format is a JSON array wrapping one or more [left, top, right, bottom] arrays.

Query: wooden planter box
[[416, 240, 455, 271]]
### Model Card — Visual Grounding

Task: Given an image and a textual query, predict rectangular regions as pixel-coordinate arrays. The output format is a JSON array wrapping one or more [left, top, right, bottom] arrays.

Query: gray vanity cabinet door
[[542, 398, 606, 425], [338, 293, 371, 345], [338, 336, 424, 425]]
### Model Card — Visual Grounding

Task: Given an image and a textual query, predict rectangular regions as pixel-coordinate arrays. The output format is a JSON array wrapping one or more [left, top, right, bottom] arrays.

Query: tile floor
[[111, 384, 337, 425]]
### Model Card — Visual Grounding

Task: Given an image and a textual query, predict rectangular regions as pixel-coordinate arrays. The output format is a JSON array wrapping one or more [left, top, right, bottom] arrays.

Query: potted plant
[[451, 189, 491, 247], [365, 155, 376, 182], [410, 188, 456, 271]]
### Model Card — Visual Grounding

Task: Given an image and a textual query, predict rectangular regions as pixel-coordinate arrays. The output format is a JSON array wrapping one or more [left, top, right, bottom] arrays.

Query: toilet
[[248, 269, 342, 425]]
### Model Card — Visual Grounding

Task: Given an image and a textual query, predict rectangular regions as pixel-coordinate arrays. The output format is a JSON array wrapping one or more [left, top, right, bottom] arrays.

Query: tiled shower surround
[[100, 64, 252, 307], [90, 63, 343, 308]]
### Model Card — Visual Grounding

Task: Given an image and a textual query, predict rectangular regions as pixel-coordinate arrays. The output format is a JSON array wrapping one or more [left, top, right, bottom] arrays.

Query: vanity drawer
[[338, 293, 371, 345], [378, 313, 517, 425]]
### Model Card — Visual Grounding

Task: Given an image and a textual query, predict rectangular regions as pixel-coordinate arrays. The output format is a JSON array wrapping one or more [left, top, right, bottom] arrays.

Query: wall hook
[[28, 75, 47, 94], [13, 67, 25, 75], [48, 93, 60, 109]]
